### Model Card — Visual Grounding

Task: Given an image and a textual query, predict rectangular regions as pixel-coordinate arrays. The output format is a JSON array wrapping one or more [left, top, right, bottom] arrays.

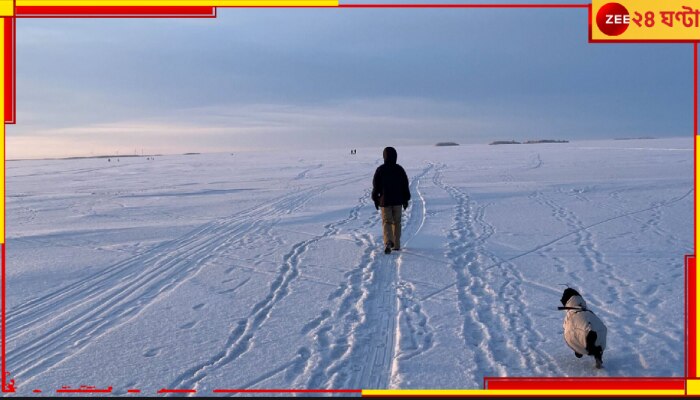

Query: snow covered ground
[[5, 137, 693, 394]]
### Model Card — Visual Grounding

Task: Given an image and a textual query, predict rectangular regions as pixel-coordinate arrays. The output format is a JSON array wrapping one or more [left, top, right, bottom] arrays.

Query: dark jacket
[[372, 147, 410, 208]]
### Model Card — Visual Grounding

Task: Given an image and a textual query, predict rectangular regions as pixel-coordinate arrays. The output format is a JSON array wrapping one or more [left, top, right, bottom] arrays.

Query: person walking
[[372, 147, 410, 254]]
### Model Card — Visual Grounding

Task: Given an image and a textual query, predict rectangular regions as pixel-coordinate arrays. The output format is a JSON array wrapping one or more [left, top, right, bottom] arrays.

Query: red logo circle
[[596, 3, 630, 36]]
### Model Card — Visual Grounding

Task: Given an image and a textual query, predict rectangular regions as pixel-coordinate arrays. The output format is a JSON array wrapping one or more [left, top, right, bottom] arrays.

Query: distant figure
[[372, 147, 410, 254], [108, 158, 111, 162]]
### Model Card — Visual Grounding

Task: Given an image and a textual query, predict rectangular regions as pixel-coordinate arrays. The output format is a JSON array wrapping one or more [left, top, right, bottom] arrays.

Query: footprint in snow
[[143, 347, 162, 358], [179, 321, 198, 330]]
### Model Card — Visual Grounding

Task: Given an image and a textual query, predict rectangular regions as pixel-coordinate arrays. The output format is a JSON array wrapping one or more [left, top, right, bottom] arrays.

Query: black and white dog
[[559, 288, 607, 369]]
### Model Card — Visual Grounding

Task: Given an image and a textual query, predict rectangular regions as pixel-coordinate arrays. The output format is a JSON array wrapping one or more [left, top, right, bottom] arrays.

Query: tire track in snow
[[8, 174, 366, 383], [293, 163, 323, 181], [8, 159, 152, 179], [9, 183, 329, 331], [9, 181, 341, 336], [236, 189, 375, 390], [388, 164, 438, 388], [167, 179, 376, 392], [289, 164, 433, 390], [350, 164, 433, 389]]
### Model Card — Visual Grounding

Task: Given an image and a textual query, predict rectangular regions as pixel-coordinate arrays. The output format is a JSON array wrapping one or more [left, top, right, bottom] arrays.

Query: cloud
[[11, 8, 692, 159], [8, 98, 492, 158]]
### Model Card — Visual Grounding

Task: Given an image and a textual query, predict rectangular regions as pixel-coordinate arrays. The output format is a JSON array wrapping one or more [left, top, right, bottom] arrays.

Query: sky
[[6, 1, 696, 159]]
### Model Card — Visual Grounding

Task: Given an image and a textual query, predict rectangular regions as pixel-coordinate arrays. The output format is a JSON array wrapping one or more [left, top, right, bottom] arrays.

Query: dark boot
[[385, 241, 393, 254]]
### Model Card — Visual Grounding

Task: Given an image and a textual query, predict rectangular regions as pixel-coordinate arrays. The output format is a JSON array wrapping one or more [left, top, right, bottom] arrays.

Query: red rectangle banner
[[484, 377, 686, 391], [16, 6, 216, 18], [688, 255, 696, 378], [4, 17, 13, 124]]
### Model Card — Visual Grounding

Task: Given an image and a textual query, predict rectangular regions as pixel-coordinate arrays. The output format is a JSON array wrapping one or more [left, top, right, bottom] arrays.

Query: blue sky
[[6, 2, 695, 158]]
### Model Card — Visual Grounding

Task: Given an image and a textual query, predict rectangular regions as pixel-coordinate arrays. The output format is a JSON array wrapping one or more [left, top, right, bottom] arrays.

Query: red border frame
[[688, 256, 696, 379], [15, 6, 216, 18], [4, 17, 13, 125], [1, 244, 9, 392], [1, 2, 695, 395], [695, 43, 698, 136], [484, 377, 687, 391]]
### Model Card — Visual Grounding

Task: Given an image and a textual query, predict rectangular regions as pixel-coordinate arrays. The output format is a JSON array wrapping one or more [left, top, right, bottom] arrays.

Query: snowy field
[[5, 137, 693, 394]]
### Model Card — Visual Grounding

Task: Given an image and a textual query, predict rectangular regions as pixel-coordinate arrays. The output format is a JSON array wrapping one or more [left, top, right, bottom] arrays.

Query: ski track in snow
[[5, 142, 691, 392], [165, 179, 378, 392], [170, 167, 430, 389], [279, 164, 434, 391], [8, 173, 366, 385], [390, 165, 435, 385]]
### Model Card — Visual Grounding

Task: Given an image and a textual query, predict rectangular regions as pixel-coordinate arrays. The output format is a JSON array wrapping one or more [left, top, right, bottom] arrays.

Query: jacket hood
[[383, 147, 397, 164]]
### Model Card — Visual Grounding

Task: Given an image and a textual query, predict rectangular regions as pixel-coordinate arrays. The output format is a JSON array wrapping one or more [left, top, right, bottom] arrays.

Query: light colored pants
[[381, 205, 403, 248]]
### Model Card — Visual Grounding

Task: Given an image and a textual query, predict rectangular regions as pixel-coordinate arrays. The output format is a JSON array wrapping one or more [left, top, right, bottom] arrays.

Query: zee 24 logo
[[596, 2, 700, 37], [596, 2, 631, 36]]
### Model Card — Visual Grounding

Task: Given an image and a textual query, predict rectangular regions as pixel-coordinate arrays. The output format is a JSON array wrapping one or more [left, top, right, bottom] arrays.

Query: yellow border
[[688, 379, 700, 395], [0, 2, 12, 17]]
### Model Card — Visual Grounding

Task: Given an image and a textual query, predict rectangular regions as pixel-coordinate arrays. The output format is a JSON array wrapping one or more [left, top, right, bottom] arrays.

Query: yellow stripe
[[362, 389, 685, 396], [0, 2, 12, 16], [17, 0, 338, 6], [688, 379, 700, 395]]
